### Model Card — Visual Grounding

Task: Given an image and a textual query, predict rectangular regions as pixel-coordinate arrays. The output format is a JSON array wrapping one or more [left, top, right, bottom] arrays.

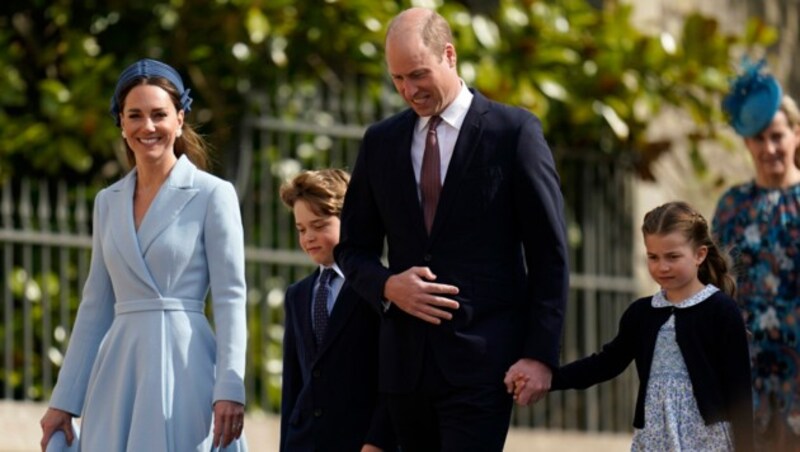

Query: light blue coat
[[49, 155, 248, 451]]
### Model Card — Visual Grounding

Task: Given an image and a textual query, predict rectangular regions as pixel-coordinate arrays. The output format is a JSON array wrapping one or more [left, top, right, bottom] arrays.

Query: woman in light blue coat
[[39, 59, 248, 451]]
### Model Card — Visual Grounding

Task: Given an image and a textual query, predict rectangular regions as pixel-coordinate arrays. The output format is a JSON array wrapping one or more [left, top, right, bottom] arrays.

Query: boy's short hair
[[279, 169, 350, 217]]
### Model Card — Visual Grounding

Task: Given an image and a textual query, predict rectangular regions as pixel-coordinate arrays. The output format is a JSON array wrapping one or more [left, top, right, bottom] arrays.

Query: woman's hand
[[212, 400, 245, 448], [40, 408, 75, 452]]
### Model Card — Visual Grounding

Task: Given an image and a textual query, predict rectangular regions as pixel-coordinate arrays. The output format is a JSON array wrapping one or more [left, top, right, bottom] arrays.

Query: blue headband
[[109, 58, 193, 127], [722, 58, 782, 137]]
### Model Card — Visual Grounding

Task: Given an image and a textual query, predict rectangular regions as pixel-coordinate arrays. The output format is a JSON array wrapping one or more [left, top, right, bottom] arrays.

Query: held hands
[[361, 444, 383, 452], [40, 408, 75, 452], [213, 400, 245, 448], [507, 371, 529, 400], [384, 267, 459, 325], [503, 358, 552, 406]]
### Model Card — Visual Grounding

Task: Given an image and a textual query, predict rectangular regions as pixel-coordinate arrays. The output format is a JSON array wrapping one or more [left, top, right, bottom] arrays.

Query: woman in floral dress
[[713, 60, 800, 451]]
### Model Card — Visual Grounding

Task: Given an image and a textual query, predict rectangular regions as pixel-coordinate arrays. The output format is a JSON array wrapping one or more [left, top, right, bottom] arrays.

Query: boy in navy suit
[[279, 169, 393, 452]]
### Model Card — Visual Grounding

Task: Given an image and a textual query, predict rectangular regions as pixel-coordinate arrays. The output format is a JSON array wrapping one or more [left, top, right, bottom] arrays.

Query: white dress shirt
[[411, 81, 474, 197]]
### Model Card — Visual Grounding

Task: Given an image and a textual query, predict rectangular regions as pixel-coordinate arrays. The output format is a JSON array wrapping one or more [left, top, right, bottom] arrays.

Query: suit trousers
[[386, 345, 513, 452]]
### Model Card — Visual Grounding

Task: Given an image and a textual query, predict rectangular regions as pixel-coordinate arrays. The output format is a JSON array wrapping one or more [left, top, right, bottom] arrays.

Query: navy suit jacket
[[280, 269, 393, 451], [335, 90, 569, 392]]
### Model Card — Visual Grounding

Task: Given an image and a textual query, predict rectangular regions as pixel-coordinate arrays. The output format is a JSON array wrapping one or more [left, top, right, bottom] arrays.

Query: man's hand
[[503, 358, 552, 406], [384, 267, 459, 324]]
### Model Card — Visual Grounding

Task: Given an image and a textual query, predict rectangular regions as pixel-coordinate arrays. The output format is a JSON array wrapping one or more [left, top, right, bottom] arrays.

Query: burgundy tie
[[421, 116, 442, 234]]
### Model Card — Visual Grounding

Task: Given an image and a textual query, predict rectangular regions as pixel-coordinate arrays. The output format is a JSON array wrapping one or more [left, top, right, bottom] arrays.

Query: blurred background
[[0, 0, 797, 450]]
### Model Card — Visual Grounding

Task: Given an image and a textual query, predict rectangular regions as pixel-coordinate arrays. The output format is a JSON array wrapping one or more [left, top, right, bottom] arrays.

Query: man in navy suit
[[335, 7, 570, 452]]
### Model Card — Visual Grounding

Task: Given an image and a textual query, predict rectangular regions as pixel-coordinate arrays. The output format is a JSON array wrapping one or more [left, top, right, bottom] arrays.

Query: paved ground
[[4, 401, 631, 451]]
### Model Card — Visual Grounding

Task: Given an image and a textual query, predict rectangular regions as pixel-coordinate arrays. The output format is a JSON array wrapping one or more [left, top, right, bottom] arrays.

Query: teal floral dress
[[713, 181, 800, 450]]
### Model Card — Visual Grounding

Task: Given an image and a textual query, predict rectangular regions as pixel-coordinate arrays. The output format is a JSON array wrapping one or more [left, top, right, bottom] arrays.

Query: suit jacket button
[[423, 254, 432, 262], [313, 408, 323, 417], [313, 369, 321, 378]]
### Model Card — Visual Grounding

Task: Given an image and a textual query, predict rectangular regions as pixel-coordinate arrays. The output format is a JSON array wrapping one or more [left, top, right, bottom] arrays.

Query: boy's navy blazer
[[280, 268, 392, 451], [336, 89, 570, 392]]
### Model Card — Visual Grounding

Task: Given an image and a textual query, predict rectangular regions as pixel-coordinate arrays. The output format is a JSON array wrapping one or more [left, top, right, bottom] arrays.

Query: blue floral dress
[[713, 181, 800, 449], [631, 285, 734, 451]]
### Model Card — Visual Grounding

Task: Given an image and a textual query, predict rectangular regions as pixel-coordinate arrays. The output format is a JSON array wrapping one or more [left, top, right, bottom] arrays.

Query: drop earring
[[121, 131, 127, 139]]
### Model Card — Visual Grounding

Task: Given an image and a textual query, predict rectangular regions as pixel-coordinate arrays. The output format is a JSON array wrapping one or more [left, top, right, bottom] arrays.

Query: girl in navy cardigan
[[513, 201, 754, 451]]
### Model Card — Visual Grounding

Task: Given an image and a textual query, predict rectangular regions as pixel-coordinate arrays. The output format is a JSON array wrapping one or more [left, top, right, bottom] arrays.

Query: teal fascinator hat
[[722, 58, 782, 137]]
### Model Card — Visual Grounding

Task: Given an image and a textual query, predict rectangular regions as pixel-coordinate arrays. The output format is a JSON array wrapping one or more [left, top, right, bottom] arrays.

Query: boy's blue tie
[[313, 268, 335, 345]]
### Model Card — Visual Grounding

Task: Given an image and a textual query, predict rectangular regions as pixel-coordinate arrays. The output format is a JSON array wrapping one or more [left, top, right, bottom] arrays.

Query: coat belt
[[114, 298, 205, 315]]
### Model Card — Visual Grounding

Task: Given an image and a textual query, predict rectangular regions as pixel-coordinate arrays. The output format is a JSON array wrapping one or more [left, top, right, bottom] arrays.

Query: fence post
[[1, 179, 14, 399]]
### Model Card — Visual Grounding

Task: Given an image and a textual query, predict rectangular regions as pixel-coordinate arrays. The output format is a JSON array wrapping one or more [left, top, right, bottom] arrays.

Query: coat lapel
[[137, 155, 199, 255], [107, 171, 160, 291], [430, 91, 487, 240]]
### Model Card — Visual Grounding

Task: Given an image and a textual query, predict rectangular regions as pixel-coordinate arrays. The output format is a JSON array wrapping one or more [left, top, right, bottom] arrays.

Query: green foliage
[[445, 0, 775, 178], [0, 0, 397, 183], [0, 0, 776, 182]]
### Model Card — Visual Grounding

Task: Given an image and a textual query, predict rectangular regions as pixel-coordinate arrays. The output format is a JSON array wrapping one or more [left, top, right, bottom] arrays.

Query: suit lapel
[[295, 272, 318, 364], [430, 91, 487, 239], [391, 111, 429, 238], [314, 282, 361, 359], [137, 155, 199, 255]]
